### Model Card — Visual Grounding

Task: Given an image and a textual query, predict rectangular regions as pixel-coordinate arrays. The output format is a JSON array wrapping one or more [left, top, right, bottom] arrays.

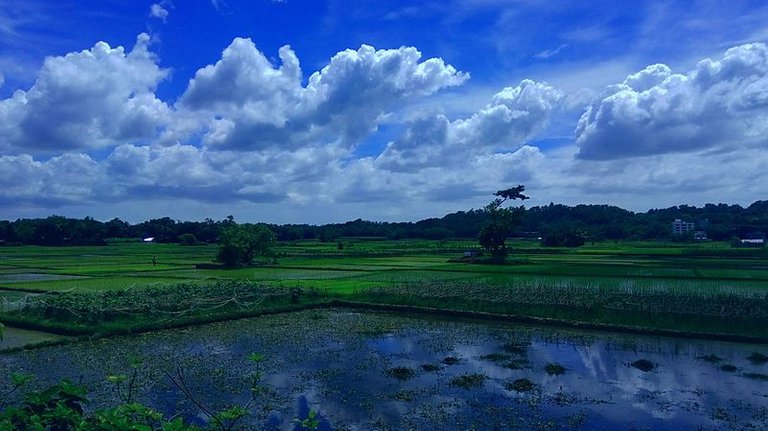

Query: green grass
[[2, 240, 768, 339]]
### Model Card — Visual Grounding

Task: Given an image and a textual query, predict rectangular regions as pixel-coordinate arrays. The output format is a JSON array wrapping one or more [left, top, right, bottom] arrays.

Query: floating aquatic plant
[[630, 359, 654, 372], [442, 356, 460, 365], [449, 373, 487, 390], [506, 378, 535, 392], [544, 363, 567, 375], [385, 367, 416, 381], [420, 363, 442, 372]]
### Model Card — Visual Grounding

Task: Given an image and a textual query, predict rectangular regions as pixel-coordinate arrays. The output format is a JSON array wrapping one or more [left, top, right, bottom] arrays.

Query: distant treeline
[[1, 201, 767, 246]]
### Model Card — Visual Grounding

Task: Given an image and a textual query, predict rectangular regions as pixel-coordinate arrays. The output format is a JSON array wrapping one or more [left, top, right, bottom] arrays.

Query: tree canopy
[[1, 199, 767, 246], [478, 185, 529, 259], [217, 223, 276, 267]]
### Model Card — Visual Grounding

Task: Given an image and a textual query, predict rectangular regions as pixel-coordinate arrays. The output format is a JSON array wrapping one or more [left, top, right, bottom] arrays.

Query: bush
[[217, 244, 243, 266]]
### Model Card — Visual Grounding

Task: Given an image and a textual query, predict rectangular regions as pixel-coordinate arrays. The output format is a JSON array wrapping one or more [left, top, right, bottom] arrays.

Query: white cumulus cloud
[[0, 33, 170, 154], [178, 39, 468, 151], [0, 153, 103, 206], [376, 79, 562, 171], [576, 43, 768, 159], [149, 4, 170, 21]]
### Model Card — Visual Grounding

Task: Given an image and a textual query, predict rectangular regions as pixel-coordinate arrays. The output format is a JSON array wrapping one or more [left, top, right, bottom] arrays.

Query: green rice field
[[1, 239, 767, 340]]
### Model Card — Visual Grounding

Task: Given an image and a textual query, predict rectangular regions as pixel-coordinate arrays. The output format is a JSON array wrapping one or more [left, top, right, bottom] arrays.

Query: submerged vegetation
[[449, 373, 488, 389], [4, 308, 766, 430], [544, 363, 567, 376], [385, 366, 416, 381], [629, 359, 655, 372], [506, 378, 536, 392]]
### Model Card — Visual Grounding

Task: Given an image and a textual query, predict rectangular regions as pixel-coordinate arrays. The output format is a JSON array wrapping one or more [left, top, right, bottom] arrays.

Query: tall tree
[[217, 222, 276, 266], [479, 185, 529, 259]]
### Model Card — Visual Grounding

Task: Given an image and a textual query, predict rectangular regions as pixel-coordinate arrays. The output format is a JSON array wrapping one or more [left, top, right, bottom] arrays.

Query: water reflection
[[1, 309, 766, 430]]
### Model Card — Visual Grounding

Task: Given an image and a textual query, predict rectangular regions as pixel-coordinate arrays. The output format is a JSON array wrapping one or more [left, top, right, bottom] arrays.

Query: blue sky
[[1, 0, 767, 223]]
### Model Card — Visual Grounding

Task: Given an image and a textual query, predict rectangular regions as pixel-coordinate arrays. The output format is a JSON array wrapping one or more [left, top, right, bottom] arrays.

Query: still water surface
[[1, 309, 766, 430]]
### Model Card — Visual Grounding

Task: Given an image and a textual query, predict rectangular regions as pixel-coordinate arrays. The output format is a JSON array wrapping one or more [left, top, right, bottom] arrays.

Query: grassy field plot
[[1, 240, 767, 339]]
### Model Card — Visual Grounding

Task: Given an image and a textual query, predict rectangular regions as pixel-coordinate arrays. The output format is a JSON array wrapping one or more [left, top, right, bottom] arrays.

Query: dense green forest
[[1, 201, 767, 246]]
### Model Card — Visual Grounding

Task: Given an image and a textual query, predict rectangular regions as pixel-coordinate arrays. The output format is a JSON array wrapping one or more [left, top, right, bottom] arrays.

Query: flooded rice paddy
[[1, 308, 767, 430], [0, 326, 67, 350], [0, 273, 87, 282]]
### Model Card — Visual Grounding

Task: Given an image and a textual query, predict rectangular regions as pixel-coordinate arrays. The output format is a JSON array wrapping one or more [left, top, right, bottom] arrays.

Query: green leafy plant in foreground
[[164, 351, 274, 431], [0, 361, 200, 430], [0, 373, 34, 411], [294, 409, 320, 431], [1, 351, 330, 430], [0, 378, 168, 431], [106, 355, 144, 405], [0, 379, 201, 430], [1, 353, 274, 431]]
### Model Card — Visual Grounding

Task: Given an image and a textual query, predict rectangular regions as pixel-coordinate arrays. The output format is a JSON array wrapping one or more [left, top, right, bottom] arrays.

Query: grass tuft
[[385, 367, 416, 381], [506, 378, 536, 392], [449, 373, 488, 389], [544, 363, 567, 376]]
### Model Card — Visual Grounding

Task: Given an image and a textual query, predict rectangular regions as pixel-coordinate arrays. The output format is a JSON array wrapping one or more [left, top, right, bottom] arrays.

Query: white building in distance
[[672, 219, 696, 235]]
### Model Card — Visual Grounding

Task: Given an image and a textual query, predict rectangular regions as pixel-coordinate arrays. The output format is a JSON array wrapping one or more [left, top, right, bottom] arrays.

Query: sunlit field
[[2, 239, 767, 340]]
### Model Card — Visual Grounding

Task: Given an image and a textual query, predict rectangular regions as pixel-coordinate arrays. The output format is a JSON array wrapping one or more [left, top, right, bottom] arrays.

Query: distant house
[[143, 237, 155, 243], [693, 231, 707, 240], [739, 231, 766, 246], [672, 219, 696, 235]]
